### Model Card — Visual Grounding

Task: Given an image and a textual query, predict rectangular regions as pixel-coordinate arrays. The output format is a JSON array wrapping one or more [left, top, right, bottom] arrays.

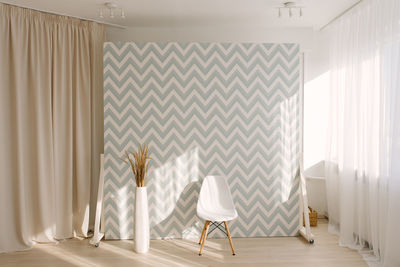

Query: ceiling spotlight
[[98, 2, 125, 19], [277, 2, 304, 18]]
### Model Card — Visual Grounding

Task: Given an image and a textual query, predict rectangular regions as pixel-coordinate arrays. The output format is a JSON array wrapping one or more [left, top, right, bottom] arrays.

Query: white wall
[[106, 26, 315, 50], [303, 30, 331, 216], [303, 30, 330, 171]]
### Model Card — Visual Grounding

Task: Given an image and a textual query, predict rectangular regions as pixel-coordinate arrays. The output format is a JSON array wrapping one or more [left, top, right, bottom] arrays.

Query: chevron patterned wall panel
[[104, 42, 301, 240]]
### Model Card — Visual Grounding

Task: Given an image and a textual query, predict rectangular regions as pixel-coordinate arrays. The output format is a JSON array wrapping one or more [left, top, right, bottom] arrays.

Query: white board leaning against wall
[[103, 42, 301, 240]]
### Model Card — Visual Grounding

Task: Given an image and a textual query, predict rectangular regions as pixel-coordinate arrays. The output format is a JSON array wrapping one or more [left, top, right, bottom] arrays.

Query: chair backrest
[[197, 176, 235, 212]]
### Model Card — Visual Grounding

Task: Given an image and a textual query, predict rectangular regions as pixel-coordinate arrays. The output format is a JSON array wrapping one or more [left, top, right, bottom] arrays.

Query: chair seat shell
[[197, 176, 238, 222]]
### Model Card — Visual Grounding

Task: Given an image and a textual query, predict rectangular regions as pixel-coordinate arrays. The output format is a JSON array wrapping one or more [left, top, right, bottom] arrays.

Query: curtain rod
[[0, 1, 126, 29], [319, 0, 363, 31]]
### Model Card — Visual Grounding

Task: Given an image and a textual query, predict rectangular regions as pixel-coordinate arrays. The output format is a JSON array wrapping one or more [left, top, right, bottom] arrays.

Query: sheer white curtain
[[382, 40, 400, 267], [325, 0, 400, 266]]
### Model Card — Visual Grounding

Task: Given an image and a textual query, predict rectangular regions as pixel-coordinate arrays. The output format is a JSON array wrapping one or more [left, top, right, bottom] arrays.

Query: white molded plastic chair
[[197, 175, 238, 255]]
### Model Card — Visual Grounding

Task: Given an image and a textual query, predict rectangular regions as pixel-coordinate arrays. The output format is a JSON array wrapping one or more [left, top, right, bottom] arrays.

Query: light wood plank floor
[[0, 219, 367, 267]]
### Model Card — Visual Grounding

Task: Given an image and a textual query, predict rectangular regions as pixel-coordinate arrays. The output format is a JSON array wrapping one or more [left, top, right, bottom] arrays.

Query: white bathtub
[[304, 161, 328, 218]]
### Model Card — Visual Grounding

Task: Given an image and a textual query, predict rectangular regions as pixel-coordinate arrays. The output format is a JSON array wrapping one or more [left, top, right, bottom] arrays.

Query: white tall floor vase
[[134, 187, 150, 253]]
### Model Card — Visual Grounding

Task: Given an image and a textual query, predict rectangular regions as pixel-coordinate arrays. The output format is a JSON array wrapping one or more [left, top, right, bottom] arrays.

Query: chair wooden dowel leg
[[224, 221, 235, 255], [199, 221, 210, 256], [199, 221, 207, 244]]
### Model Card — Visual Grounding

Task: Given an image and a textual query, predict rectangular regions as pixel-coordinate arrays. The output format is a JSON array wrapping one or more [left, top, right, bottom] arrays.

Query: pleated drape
[[0, 3, 105, 252]]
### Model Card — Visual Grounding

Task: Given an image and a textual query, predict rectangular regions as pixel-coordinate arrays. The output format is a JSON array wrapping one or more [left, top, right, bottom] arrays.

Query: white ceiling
[[1, 0, 359, 29]]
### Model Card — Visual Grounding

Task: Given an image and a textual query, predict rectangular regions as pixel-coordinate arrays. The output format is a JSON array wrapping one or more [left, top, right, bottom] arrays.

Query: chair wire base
[[207, 221, 228, 236]]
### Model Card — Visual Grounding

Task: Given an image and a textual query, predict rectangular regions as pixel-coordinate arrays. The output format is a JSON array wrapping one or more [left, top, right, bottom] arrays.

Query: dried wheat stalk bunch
[[121, 144, 151, 187]]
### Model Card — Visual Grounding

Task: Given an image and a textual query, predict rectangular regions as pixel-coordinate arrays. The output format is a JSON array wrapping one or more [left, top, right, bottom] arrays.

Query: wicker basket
[[303, 206, 318, 227]]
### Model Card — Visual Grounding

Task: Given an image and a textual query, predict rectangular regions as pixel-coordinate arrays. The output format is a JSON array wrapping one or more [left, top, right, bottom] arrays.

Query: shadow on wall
[[147, 147, 201, 239], [151, 181, 203, 240]]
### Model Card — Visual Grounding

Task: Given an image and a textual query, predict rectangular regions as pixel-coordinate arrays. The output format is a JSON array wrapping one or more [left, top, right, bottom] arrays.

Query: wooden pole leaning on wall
[[298, 153, 315, 244], [90, 154, 105, 247]]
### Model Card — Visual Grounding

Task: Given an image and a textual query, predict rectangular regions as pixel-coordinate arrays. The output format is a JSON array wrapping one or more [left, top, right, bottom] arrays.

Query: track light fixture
[[98, 2, 125, 19], [277, 2, 304, 18]]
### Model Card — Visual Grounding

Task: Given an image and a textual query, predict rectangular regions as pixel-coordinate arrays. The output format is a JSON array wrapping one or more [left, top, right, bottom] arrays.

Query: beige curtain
[[0, 4, 105, 252]]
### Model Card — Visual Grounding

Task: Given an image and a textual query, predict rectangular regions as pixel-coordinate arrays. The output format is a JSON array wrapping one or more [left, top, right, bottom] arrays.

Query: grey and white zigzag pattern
[[104, 42, 301, 239]]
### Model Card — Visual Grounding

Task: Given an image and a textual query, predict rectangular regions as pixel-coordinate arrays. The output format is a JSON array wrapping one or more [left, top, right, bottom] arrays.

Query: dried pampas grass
[[121, 144, 151, 187]]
